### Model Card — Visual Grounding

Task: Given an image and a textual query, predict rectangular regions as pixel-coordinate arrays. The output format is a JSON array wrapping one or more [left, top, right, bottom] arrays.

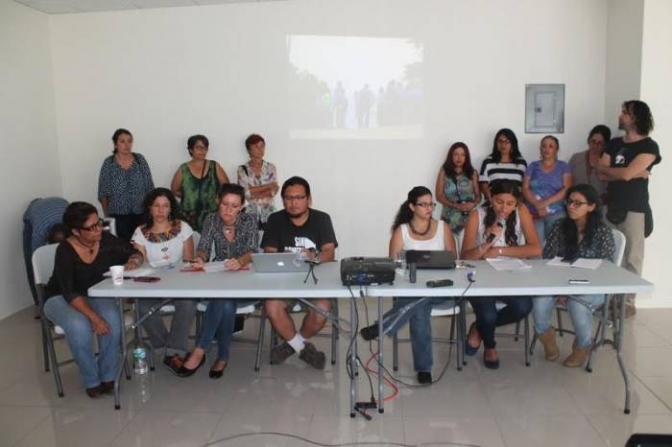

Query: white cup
[[110, 265, 125, 285]]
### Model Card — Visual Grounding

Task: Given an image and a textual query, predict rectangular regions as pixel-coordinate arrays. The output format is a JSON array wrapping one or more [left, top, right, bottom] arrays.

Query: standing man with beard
[[261, 176, 338, 369], [593, 100, 661, 318]]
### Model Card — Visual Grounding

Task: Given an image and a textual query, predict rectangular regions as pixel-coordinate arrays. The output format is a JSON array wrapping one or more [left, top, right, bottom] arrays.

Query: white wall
[[49, 0, 607, 256], [0, 1, 61, 320], [638, 0, 672, 307]]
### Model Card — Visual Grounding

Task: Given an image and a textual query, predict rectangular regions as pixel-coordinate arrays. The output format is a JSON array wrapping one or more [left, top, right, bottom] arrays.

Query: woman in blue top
[[522, 135, 573, 246], [435, 142, 480, 233]]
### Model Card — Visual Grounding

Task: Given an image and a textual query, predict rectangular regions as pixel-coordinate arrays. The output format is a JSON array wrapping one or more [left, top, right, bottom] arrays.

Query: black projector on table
[[340, 257, 396, 286]]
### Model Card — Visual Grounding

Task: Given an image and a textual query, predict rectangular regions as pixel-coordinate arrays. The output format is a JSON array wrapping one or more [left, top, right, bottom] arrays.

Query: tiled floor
[[1, 302, 671, 447]]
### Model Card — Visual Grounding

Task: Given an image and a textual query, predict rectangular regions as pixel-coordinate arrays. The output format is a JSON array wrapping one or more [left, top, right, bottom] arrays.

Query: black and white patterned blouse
[[542, 219, 615, 261], [97, 153, 154, 215], [198, 212, 258, 261]]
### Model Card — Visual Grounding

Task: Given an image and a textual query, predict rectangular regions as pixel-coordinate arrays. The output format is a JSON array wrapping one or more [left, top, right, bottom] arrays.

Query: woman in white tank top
[[360, 186, 456, 385]]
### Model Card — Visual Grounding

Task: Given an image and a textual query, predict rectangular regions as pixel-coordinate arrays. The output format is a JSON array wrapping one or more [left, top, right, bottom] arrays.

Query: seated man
[[262, 176, 338, 370]]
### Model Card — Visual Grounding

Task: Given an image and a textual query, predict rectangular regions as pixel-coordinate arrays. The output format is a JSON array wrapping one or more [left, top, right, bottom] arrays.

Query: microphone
[[485, 218, 505, 243]]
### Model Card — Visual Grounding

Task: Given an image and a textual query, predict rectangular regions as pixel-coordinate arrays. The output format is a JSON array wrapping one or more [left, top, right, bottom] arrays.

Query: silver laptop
[[252, 252, 310, 273]]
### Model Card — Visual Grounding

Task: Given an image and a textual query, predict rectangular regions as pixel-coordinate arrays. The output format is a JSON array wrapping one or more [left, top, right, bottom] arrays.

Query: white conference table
[[89, 259, 652, 415]]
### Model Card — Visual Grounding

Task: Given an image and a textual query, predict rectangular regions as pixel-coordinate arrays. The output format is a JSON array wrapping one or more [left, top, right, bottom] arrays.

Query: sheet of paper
[[486, 257, 532, 271], [547, 256, 602, 270]]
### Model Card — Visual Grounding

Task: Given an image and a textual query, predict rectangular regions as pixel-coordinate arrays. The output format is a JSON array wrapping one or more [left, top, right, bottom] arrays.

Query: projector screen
[[288, 35, 424, 140]]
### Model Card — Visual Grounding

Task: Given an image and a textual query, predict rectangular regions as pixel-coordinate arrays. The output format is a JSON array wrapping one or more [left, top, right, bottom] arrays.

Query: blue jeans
[[532, 295, 605, 348], [535, 212, 565, 248], [380, 297, 455, 373], [137, 299, 197, 357], [196, 299, 238, 361], [43, 295, 121, 389], [469, 297, 532, 349]]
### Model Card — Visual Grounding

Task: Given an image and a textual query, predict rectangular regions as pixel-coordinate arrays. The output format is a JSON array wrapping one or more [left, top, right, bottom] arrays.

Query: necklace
[[76, 237, 96, 254], [223, 224, 236, 239], [409, 219, 432, 236]]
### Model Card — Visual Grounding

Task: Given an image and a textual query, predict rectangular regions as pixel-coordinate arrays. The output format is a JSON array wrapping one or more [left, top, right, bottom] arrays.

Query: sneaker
[[360, 324, 379, 341], [417, 371, 432, 384], [163, 354, 184, 376], [270, 341, 296, 365], [299, 342, 326, 370]]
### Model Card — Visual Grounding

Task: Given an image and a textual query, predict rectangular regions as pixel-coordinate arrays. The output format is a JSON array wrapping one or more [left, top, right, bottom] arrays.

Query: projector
[[340, 257, 396, 286]]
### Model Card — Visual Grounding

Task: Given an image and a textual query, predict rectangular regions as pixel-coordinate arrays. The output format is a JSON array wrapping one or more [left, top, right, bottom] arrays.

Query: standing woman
[[131, 188, 197, 371], [236, 134, 279, 230], [98, 128, 154, 241], [436, 142, 480, 233], [479, 128, 527, 203], [568, 125, 611, 202], [522, 135, 573, 246], [532, 184, 615, 367], [172, 184, 258, 378], [461, 179, 541, 369], [171, 134, 229, 232]]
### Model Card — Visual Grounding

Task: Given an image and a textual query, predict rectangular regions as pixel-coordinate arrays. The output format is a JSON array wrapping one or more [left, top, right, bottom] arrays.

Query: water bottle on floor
[[133, 347, 148, 375]]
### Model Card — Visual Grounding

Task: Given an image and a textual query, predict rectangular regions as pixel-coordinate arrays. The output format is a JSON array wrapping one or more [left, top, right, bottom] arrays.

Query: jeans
[[532, 294, 605, 348], [137, 299, 197, 357], [535, 212, 565, 248], [196, 299, 239, 361], [380, 297, 455, 373], [469, 297, 532, 349], [43, 295, 121, 389]]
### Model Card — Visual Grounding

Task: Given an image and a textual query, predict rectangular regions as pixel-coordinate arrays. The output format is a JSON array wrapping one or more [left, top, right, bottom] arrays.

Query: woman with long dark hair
[[436, 142, 480, 233], [360, 186, 456, 384], [532, 184, 615, 367], [478, 128, 527, 203], [461, 179, 541, 369]]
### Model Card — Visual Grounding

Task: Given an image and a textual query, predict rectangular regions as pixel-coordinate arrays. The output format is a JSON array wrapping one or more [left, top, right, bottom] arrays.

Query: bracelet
[[129, 256, 142, 266]]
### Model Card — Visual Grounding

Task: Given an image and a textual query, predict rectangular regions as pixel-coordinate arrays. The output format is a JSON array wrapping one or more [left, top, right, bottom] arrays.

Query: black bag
[[606, 204, 628, 225], [645, 204, 654, 238]]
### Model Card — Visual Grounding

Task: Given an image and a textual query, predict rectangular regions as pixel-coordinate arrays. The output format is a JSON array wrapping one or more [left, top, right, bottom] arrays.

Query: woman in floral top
[[237, 134, 278, 230], [532, 184, 615, 368]]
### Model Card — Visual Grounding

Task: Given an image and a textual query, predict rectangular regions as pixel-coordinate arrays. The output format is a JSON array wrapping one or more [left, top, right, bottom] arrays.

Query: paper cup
[[110, 265, 125, 285]]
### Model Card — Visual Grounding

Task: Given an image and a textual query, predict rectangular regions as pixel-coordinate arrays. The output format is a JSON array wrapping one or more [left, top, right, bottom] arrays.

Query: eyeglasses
[[497, 139, 511, 145], [565, 199, 589, 207], [414, 202, 436, 209], [80, 219, 104, 232], [283, 195, 307, 202]]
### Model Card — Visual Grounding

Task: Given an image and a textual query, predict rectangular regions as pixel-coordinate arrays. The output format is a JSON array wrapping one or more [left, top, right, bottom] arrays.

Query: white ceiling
[[14, 0, 284, 14]]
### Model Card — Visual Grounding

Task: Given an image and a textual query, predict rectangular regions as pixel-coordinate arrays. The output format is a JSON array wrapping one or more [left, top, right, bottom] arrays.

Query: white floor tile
[[109, 410, 221, 447], [0, 406, 51, 447]]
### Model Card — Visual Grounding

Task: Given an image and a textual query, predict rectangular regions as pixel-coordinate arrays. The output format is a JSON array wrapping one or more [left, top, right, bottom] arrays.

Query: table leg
[[349, 298, 357, 418], [616, 295, 631, 414], [114, 297, 128, 410], [378, 296, 384, 413]]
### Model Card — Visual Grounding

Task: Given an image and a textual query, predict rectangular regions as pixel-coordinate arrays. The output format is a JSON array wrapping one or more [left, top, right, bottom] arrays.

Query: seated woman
[[532, 184, 615, 367], [522, 135, 573, 246], [360, 186, 456, 384], [131, 188, 197, 372], [173, 183, 259, 378], [44, 202, 143, 398], [461, 179, 542, 369], [436, 142, 480, 234]]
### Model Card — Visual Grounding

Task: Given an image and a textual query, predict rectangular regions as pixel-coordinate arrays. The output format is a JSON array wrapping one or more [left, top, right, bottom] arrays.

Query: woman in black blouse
[[44, 202, 143, 398], [532, 184, 615, 367], [172, 183, 258, 378]]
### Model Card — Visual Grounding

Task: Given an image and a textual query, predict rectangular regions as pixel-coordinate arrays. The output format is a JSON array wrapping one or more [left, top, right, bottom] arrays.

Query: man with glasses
[[261, 176, 338, 369]]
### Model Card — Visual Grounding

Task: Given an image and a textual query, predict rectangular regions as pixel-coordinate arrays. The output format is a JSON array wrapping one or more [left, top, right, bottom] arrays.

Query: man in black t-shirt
[[593, 100, 661, 317], [260, 176, 338, 369]]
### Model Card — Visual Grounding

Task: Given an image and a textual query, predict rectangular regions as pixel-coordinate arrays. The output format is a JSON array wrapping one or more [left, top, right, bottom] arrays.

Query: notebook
[[252, 253, 311, 273], [406, 250, 457, 270]]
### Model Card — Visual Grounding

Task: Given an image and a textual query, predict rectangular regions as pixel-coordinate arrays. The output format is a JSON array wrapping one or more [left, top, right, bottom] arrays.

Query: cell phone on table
[[133, 276, 160, 283]]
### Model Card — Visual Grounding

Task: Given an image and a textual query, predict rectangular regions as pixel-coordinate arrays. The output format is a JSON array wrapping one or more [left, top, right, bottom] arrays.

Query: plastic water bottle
[[133, 347, 148, 375]]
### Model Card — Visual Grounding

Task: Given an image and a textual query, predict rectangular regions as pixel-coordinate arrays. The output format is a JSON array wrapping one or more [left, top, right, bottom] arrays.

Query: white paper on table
[[547, 256, 602, 270], [486, 257, 532, 271], [202, 261, 232, 273], [104, 267, 155, 277]]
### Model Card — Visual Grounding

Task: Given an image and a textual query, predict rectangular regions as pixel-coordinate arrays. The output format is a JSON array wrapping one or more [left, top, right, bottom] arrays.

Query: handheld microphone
[[485, 218, 505, 243]]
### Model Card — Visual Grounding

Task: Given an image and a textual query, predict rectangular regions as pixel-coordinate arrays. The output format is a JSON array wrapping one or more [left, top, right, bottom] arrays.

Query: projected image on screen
[[288, 35, 424, 140]]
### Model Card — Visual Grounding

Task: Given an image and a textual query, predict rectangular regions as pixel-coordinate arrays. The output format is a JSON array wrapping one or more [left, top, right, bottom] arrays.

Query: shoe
[[270, 341, 296, 365], [360, 324, 380, 341], [483, 348, 500, 370], [85, 385, 102, 399], [209, 360, 227, 379], [100, 381, 115, 394], [417, 371, 432, 384], [465, 323, 481, 356], [563, 346, 591, 368], [299, 342, 326, 370], [175, 353, 206, 378], [537, 327, 560, 361], [162, 354, 184, 377]]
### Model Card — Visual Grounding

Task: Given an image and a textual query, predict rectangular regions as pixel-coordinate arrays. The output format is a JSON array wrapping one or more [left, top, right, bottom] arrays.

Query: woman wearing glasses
[[171, 183, 258, 378], [461, 179, 542, 369], [360, 186, 456, 384], [532, 184, 615, 367], [436, 142, 480, 233], [44, 202, 143, 398]]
